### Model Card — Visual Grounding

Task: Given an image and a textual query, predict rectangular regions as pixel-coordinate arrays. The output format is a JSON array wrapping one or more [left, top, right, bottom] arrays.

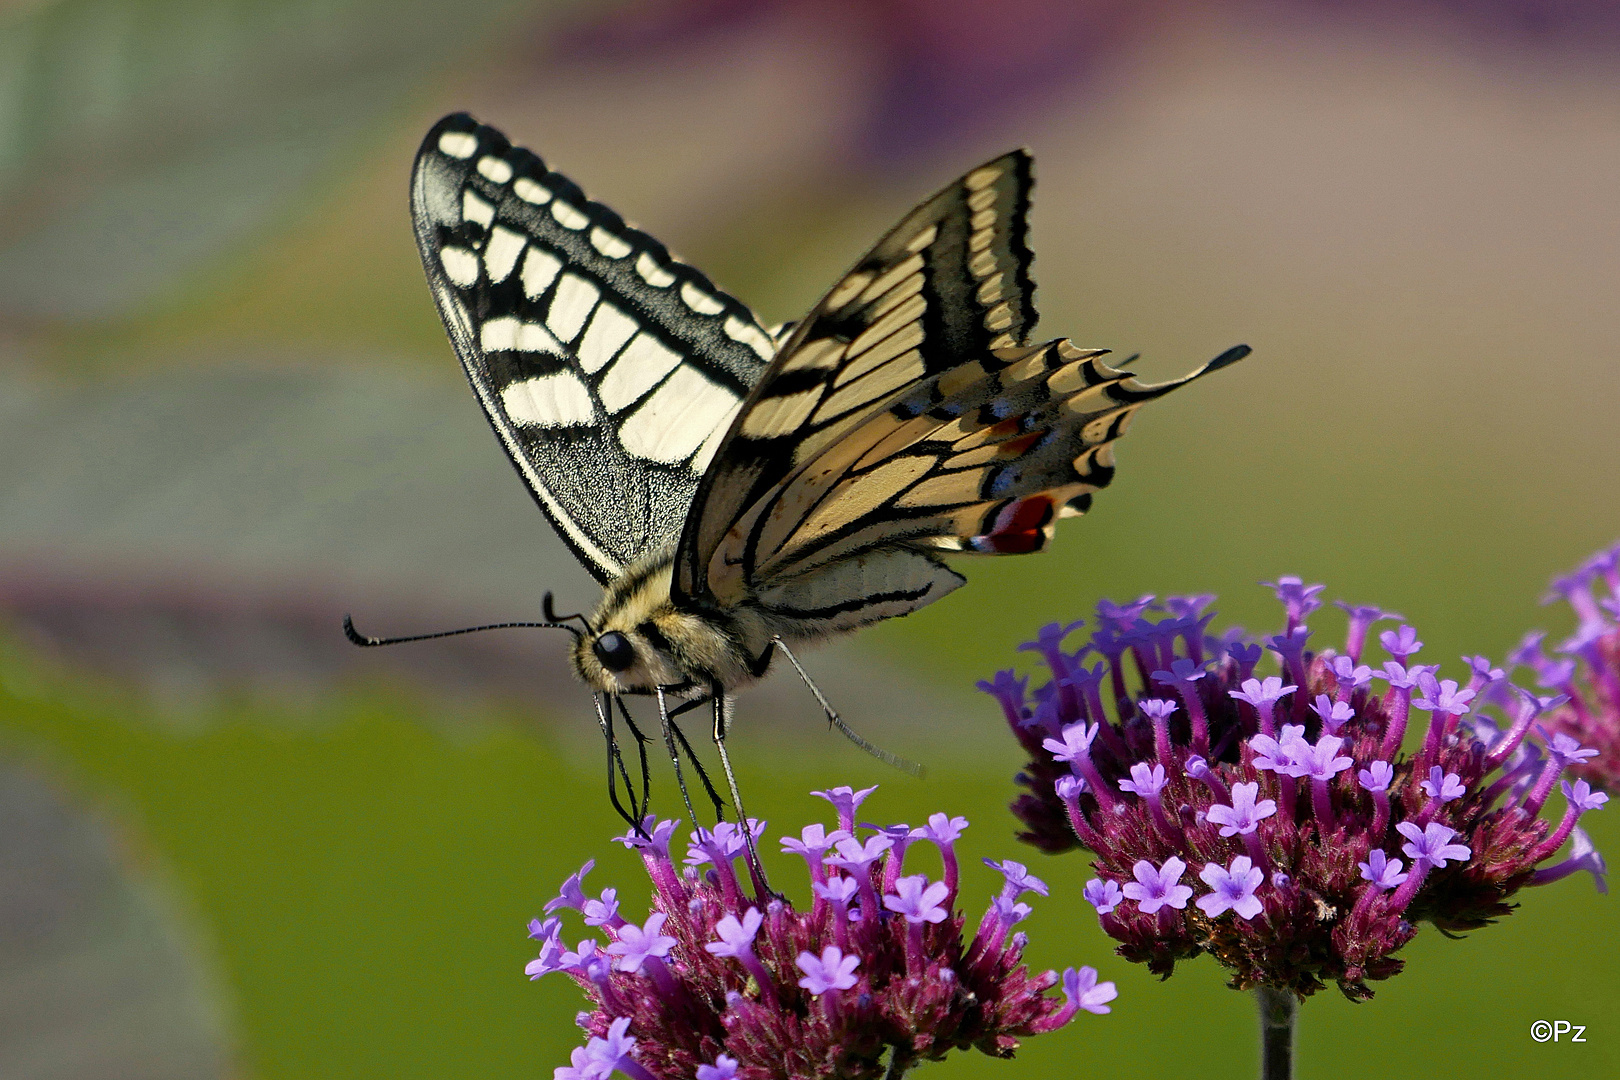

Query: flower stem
[[1255, 986, 1297, 1080], [885, 1047, 917, 1080]]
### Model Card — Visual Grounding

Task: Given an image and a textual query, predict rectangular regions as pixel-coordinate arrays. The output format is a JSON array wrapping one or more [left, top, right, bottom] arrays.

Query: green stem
[[1255, 986, 1297, 1080]]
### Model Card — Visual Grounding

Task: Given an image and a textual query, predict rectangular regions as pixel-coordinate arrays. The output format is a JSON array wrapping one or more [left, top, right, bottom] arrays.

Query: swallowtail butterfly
[[376, 112, 1247, 851]]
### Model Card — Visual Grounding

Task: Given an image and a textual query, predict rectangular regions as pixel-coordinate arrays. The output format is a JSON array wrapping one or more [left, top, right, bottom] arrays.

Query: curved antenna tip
[[342, 614, 378, 647]]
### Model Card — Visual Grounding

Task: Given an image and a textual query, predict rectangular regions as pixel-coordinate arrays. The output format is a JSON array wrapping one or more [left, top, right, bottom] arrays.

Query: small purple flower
[[985, 858, 1049, 899], [1083, 878, 1123, 915], [1310, 694, 1356, 735], [884, 875, 951, 924], [605, 912, 676, 973], [1418, 767, 1466, 804], [914, 813, 968, 845], [1206, 782, 1278, 837], [546, 860, 596, 915], [1359, 849, 1409, 891], [1249, 725, 1307, 774], [1546, 732, 1599, 768], [583, 889, 620, 927], [1195, 856, 1265, 920], [1381, 624, 1424, 662], [827, 834, 893, 872], [1152, 657, 1208, 687], [1413, 678, 1475, 717], [704, 909, 763, 958], [1061, 966, 1118, 1015], [813, 876, 860, 905], [1042, 721, 1099, 763], [795, 946, 860, 995], [1118, 762, 1168, 798], [780, 823, 848, 858], [1397, 822, 1472, 870], [1562, 779, 1609, 813], [1121, 857, 1193, 914], [1262, 576, 1325, 627], [1329, 656, 1373, 698], [1289, 734, 1354, 782], [1229, 675, 1297, 708], [809, 785, 878, 831], [1358, 761, 1394, 792], [695, 1056, 738, 1080]]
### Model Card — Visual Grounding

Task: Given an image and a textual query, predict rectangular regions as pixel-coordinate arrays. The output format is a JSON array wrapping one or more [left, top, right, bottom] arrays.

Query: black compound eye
[[593, 631, 636, 673]]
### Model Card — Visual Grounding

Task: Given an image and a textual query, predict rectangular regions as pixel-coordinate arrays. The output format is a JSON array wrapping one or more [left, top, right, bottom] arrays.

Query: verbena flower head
[[983, 583, 1609, 1001], [528, 787, 1115, 1079], [1506, 540, 1620, 793]]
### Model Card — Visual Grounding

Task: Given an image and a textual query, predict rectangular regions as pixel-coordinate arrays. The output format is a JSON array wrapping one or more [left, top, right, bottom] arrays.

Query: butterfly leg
[[655, 687, 703, 830], [711, 683, 773, 899], [594, 692, 645, 830], [610, 696, 653, 824], [768, 637, 924, 777], [663, 694, 727, 822]]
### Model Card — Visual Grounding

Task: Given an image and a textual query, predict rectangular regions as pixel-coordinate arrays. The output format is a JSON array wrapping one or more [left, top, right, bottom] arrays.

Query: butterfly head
[[571, 551, 756, 695]]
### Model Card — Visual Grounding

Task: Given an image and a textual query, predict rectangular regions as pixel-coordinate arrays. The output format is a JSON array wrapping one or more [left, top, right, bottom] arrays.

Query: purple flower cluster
[[983, 582, 1609, 1000], [1506, 541, 1620, 794], [528, 786, 1115, 1080]]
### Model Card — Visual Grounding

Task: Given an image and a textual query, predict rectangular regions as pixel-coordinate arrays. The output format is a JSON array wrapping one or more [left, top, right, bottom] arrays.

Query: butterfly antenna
[[769, 637, 924, 778], [342, 614, 581, 646], [595, 693, 646, 833], [709, 686, 773, 899], [543, 592, 594, 635]]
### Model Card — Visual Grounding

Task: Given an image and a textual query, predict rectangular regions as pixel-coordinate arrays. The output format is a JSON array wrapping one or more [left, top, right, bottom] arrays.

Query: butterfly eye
[[593, 631, 636, 672]]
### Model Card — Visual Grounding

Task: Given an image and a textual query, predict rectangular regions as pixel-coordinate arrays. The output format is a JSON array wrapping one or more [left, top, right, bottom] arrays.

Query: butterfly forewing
[[411, 113, 775, 582], [674, 150, 1038, 605]]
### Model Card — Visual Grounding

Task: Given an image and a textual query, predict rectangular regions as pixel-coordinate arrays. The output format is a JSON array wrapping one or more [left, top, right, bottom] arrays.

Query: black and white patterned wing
[[671, 150, 1038, 605], [412, 113, 776, 583]]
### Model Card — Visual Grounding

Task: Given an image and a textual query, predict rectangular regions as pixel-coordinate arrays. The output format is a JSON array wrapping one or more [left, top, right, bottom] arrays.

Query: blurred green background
[[1, 1, 1617, 1078]]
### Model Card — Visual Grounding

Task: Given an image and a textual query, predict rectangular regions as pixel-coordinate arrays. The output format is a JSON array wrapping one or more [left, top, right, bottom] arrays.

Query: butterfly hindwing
[[411, 114, 775, 582], [673, 150, 1038, 605]]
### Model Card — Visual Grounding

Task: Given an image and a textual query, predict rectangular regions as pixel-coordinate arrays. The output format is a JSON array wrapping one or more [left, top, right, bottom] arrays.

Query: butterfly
[[362, 112, 1247, 851]]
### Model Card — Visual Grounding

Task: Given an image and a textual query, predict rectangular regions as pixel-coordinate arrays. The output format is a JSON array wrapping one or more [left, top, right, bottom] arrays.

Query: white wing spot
[[576, 302, 640, 374], [482, 225, 525, 283], [680, 281, 724, 315], [477, 156, 513, 184], [462, 189, 495, 228], [551, 200, 589, 230], [619, 366, 739, 464], [965, 164, 1003, 191], [546, 272, 600, 343], [905, 224, 938, 253], [480, 316, 565, 354], [590, 227, 632, 259], [636, 252, 675, 287], [439, 246, 479, 288], [502, 371, 595, 428], [723, 315, 776, 361], [514, 177, 552, 204], [438, 131, 477, 159], [521, 247, 562, 299], [598, 332, 684, 414]]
